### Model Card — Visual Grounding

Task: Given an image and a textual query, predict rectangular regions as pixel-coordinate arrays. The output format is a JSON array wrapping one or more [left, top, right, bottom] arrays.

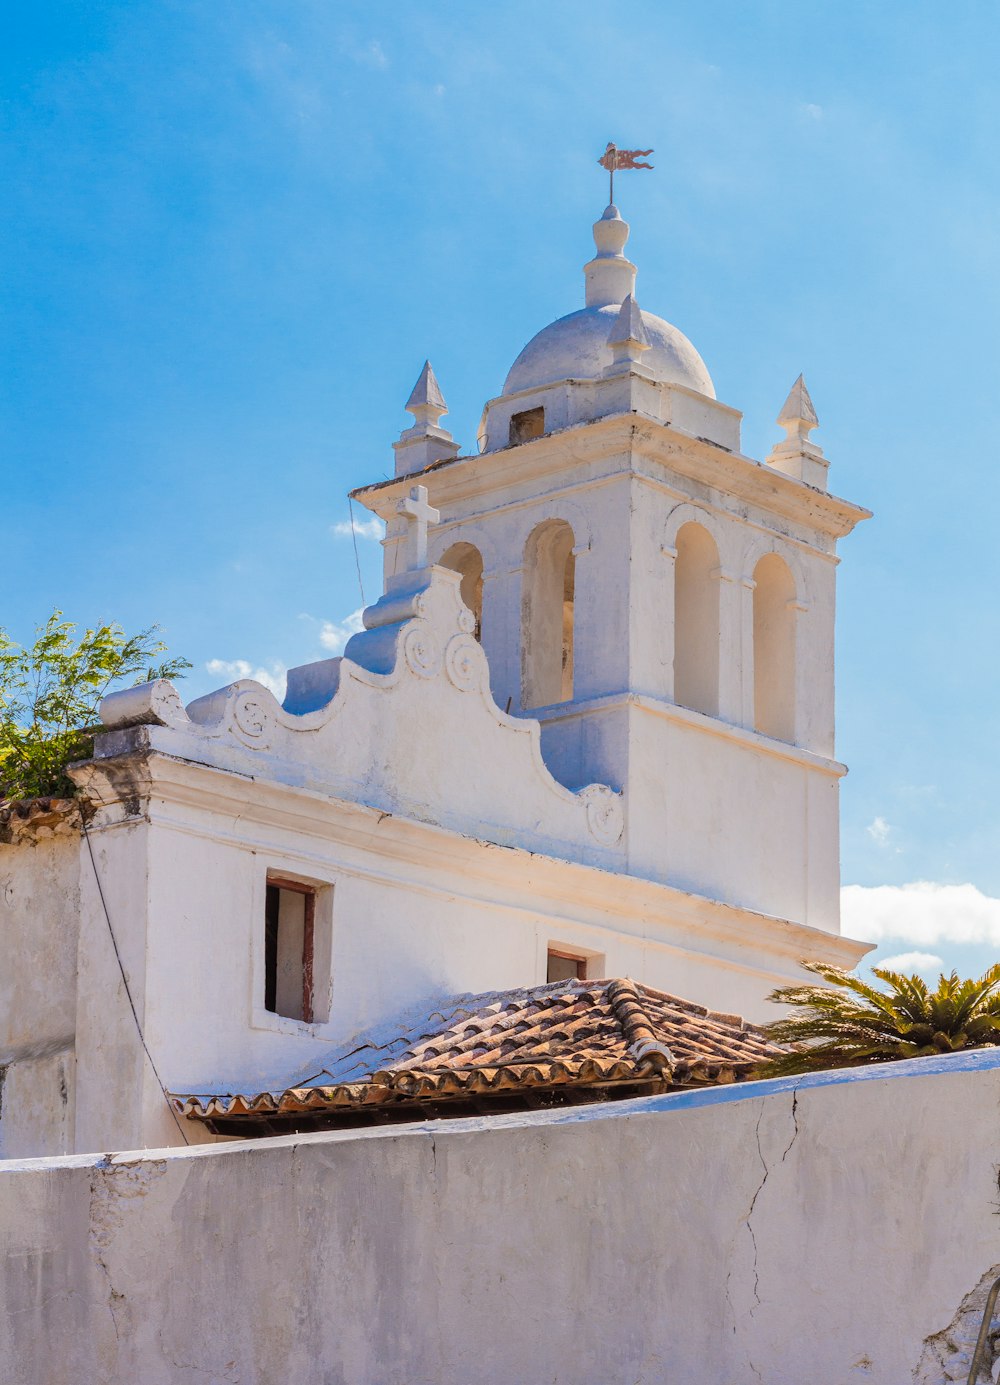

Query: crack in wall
[[87, 1155, 167, 1354], [743, 1090, 800, 1316]]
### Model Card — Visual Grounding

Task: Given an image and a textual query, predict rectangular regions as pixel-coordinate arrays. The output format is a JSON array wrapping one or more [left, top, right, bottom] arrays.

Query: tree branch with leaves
[[0, 611, 190, 801]]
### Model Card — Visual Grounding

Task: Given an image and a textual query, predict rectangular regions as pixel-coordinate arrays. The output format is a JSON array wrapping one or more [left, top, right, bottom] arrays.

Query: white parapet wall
[[0, 809, 80, 1158], [2, 1049, 1000, 1383]]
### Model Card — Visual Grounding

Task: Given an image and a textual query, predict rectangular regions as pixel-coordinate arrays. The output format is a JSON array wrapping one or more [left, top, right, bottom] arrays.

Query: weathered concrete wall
[[0, 828, 79, 1156], [3, 1049, 1000, 1384]]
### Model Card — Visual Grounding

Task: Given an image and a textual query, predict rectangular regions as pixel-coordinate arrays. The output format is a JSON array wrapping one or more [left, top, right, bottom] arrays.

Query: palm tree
[[755, 961, 1000, 1078]]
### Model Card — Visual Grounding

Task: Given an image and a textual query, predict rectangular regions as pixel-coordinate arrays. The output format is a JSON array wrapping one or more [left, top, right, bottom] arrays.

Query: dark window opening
[[439, 541, 485, 643], [264, 877, 316, 1022], [509, 407, 545, 446], [547, 948, 588, 983]]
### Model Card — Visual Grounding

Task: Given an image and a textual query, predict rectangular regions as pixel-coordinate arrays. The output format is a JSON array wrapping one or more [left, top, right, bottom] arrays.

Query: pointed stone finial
[[767, 374, 828, 490], [393, 360, 461, 478], [584, 205, 637, 308], [405, 360, 448, 429], [777, 373, 819, 442], [607, 294, 651, 355]]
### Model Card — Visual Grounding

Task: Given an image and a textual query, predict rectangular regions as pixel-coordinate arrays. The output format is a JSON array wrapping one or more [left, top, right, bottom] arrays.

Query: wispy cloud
[[866, 815, 893, 847], [802, 102, 824, 121], [349, 38, 388, 69], [842, 882, 1000, 947], [205, 657, 287, 700], [876, 950, 944, 976], [331, 515, 385, 542], [319, 610, 365, 655]]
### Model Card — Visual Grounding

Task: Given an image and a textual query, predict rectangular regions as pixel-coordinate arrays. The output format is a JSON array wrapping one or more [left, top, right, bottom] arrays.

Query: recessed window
[[547, 948, 589, 983], [522, 519, 576, 709], [265, 877, 317, 1022], [439, 541, 485, 642], [509, 407, 545, 446]]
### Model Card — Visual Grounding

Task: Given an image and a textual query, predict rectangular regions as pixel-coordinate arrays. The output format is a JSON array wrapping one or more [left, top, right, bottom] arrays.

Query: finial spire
[[584, 206, 637, 308], [405, 360, 448, 429], [767, 374, 828, 490], [393, 360, 461, 479], [777, 373, 819, 441], [606, 294, 651, 370]]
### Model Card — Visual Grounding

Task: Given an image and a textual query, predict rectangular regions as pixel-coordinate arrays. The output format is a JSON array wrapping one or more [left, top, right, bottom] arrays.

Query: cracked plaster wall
[[3, 1051, 1000, 1384], [0, 830, 80, 1157]]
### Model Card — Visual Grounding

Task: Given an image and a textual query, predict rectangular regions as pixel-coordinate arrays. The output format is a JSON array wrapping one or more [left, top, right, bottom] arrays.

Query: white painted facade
[[3, 1049, 999, 1384], [1, 201, 871, 1157]]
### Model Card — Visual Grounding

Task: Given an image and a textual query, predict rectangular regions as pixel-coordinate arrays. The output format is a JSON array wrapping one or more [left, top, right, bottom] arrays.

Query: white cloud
[[875, 950, 944, 976], [842, 882, 1000, 947], [802, 103, 823, 121], [319, 610, 365, 655], [331, 516, 385, 542], [205, 658, 287, 700], [351, 39, 387, 69], [866, 815, 892, 846]]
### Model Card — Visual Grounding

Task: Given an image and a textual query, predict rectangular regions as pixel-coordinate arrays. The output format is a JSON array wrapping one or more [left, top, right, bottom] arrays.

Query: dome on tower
[[501, 205, 715, 401]]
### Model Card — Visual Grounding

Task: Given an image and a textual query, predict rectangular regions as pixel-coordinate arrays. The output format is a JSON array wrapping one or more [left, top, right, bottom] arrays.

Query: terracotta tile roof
[[174, 978, 781, 1134]]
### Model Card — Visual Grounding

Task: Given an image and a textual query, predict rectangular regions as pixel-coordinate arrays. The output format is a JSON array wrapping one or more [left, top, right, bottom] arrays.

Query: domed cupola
[[503, 205, 714, 400], [479, 204, 720, 453]]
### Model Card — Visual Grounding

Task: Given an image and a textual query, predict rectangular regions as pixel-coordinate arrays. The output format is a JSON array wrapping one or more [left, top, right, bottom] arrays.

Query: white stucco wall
[[68, 747, 864, 1153], [3, 1049, 1000, 1384], [0, 828, 80, 1157]]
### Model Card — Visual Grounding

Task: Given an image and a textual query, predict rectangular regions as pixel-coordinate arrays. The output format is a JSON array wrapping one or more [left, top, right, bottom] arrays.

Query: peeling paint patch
[[913, 1264, 1000, 1383]]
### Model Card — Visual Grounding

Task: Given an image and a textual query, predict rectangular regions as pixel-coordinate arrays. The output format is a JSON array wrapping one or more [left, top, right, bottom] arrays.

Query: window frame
[[251, 865, 336, 1037], [264, 875, 317, 1024]]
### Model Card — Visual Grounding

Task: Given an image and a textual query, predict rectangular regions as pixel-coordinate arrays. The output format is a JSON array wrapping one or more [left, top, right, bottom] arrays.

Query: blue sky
[[5, 1, 1000, 978]]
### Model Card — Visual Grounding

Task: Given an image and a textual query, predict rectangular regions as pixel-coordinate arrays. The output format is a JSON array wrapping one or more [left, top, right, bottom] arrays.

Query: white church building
[[1, 197, 871, 1158], [13, 191, 1000, 1385]]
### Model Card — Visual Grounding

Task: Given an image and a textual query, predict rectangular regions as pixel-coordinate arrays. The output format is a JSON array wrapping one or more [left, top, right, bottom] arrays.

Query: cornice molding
[[74, 749, 867, 974], [352, 411, 870, 543]]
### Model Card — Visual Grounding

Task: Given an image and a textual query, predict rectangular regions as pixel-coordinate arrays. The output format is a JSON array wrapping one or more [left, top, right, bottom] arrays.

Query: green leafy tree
[[756, 960, 1000, 1078], [0, 611, 190, 801]]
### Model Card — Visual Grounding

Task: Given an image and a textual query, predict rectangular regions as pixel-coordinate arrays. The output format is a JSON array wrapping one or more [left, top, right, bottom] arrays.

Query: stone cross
[[397, 484, 440, 572]]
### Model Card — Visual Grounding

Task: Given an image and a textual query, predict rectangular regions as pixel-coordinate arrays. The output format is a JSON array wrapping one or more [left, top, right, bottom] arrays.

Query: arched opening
[[439, 541, 484, 641], [673, 521, 720, 717], [753, 553, 797, 742], [522, 520, 575, 709]]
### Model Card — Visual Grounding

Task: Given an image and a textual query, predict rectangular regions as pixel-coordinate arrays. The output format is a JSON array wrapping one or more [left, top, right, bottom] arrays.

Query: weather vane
[[598, 142, 654, 204]]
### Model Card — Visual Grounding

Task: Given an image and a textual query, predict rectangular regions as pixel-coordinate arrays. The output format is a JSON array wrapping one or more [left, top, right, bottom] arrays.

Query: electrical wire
[[80, 813, 191, 1146], [347, 495, 366, 608]]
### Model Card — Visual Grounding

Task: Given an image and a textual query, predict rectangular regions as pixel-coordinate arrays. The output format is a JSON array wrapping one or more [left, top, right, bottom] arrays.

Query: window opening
[[439, 541, 484, 642], [547, 948, 588, 983], [522, 520, 576, 709], [509, 407, 545, 446], [752, 553, 797, 742], [264, 877, 316, 1023], [673, 521, 720, 717]]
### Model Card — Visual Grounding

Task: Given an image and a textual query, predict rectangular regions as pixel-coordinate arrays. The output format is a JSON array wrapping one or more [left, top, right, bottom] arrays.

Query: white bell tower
[[354, 204, 869, 936]]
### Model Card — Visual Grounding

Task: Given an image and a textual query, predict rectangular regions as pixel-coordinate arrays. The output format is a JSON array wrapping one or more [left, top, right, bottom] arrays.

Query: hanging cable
[[347, 495, 366, 608], [80, 812, 191, 1146]]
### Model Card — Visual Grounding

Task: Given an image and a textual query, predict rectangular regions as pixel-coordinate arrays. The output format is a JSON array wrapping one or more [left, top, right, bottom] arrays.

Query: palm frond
[[757, 959, 1000, 1079]]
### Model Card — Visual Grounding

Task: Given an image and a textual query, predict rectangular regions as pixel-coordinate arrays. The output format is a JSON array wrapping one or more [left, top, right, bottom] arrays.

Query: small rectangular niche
[[264, 875, 332, 1024], [509, 407, 545, 446], [547, 947, 591, 983]]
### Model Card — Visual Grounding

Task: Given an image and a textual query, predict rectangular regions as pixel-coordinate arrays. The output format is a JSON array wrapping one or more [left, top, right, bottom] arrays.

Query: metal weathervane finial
[[598, 142, 654, 203]]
